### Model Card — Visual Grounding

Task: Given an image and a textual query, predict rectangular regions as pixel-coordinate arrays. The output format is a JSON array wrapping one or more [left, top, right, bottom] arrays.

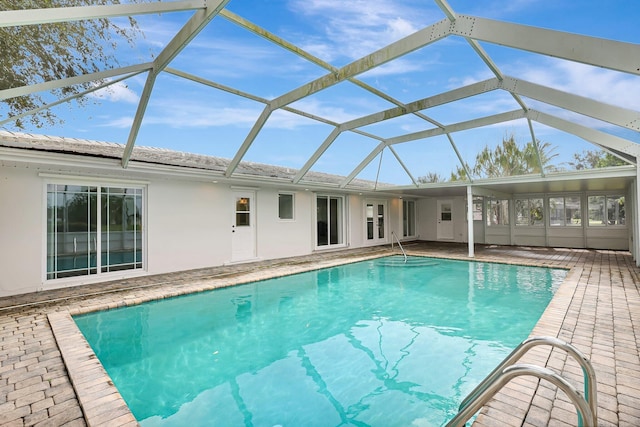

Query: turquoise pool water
[[74, 256, 567, 426]]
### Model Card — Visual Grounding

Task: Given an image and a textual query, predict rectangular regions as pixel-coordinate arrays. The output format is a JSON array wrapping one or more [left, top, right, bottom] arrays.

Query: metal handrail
[[449, 336, 597, 427], [391, 231, 407, 263], [446, 364, 594, 427]]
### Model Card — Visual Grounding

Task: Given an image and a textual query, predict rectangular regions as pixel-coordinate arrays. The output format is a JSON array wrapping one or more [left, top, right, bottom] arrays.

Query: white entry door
[[365, 200, 387, 245], [437, 199, 454, 240], [231, 191, 256, 262]]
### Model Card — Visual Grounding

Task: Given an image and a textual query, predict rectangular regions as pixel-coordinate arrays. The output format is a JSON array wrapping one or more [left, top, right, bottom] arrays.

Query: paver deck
[[1, 242, 639, 426]]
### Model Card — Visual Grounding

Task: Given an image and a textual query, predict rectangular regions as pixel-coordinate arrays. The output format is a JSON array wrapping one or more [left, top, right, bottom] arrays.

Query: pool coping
[[47, 250, 578, 426]]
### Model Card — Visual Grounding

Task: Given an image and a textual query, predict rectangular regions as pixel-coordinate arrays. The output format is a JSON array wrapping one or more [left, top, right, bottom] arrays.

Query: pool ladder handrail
[[390, 231, 407, 263], [446, 336, 597, 427]]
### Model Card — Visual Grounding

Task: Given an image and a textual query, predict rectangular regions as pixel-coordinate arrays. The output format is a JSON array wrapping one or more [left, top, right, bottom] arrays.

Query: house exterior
[[1, 131, 636, 298]]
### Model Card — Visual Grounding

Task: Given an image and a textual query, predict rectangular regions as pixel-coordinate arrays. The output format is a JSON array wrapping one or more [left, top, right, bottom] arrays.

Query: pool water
[[74, 256, 566, 426]]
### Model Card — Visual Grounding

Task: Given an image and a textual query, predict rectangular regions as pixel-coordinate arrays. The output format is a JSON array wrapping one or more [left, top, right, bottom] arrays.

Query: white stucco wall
[[0, 166, 43, 295], [0, 152, 632, 297], [0, 160, 404, 297], [146, 179, 229, 274], [255, 189, 314, 259]]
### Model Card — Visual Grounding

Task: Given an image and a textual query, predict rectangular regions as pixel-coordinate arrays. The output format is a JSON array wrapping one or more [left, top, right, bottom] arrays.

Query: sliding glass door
[[47, 184, 143, 280], [316, 195, 344, 248]]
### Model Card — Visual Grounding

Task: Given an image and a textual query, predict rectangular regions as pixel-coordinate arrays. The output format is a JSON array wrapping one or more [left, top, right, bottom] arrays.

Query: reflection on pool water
[[74, 256, 567, 426]]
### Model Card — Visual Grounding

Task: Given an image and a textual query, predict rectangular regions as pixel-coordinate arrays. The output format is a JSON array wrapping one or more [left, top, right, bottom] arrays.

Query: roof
[[1, 1, 639, 192], [0, 130, 384, 191]]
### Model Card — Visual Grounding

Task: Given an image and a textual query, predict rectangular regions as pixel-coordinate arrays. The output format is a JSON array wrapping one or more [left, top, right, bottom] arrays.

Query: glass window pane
[[565, 196, 581, 226], [607, 195, 625, 225], [329, 198, 340, 245], [47, 184, 143, 280], [236, 197, 250, 212], [472, 197, 483, 221], [317, 196, 328, 246], [101, 188, 143, 273], [549, 197, 564, 226], [377, 204, 384, 239], [236, 212, 250, 226], [487, 199, 509, 226], [366, 204, 374, 240], [46, 185, 97, 279], [530, 198, 544, 226], [278, 194, 294, 220], [588, 196, 605, 226], [515, 199, 528, 226]]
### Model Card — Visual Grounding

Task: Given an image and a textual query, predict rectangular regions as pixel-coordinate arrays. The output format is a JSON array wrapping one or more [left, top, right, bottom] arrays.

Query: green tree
[[447, 134, 558, 181], [416, 172, 443, 183], [569, 149, 628, 170], [0, 0, 144, 128], [471, 134, 557, 178]]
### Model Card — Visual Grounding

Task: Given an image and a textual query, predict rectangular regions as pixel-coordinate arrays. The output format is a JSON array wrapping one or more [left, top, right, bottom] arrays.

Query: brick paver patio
[[1, 242, 639, 426]]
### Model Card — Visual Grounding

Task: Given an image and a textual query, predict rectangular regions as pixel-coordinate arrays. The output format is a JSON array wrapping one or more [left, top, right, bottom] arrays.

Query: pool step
[[377, 256, 439, 267]]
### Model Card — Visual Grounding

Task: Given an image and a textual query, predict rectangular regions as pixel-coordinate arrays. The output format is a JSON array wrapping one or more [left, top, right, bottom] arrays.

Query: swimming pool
[[74, 256, 567, 426]]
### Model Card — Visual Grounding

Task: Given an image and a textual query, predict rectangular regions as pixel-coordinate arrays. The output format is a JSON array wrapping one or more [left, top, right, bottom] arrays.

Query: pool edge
[[51, 252, 574, 426], [48, 311, 139, 427]]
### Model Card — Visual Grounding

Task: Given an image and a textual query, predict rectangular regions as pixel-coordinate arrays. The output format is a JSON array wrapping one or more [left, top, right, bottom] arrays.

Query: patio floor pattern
[[1, 242, 639, 426]]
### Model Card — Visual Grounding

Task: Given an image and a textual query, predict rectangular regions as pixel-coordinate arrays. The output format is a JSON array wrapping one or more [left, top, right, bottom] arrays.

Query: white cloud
[[289, 0, 435, 64], [358, 58, 424, 78], [287, 98, 365, 123], [90, 81, 139, 104], [100, 116, 135, 129], [143, 100, 262, 129], [517, 58, 640, 111]]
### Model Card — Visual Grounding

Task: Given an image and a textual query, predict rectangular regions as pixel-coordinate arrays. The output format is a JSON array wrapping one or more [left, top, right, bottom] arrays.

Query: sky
[[2, 0, 640, 185]]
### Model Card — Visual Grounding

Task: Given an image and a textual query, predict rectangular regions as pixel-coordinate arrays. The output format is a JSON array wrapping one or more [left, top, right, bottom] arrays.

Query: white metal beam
[[224, 106, 273, 177], [451, 15, 640, 76], [0, 63, 152, 101], [340, 142, 386, 188], [269, 19, 451, 112], [0, 71, 144, 126], [504, 76, 640, 132], [341, 78, 501, 132], [386, 110, 527, 145], [388, 145, 419, 187], [529, 110, 639, 161], [293, 128, 342, 184], [224, 18, 453, 177], [165, 67, 340, 127], [0, 1, 207, 27], [122, 0, 231, 167]]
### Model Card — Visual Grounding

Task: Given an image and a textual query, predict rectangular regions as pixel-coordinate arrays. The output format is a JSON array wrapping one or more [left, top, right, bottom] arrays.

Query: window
[[278, 193, 294, 220], [588, 195, 625, 226], [549, 196, 581, 226], [403, 200, 416, 237], [316, 195, 344, 247], [472, 197, 483, 221], [487, 199, 509, 226], [515, 197, 544, 226], [46, 184, 143, 280]]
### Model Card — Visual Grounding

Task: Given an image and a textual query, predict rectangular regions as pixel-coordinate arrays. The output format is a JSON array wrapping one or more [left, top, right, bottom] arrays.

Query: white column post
[[467, 185, 474, 257]]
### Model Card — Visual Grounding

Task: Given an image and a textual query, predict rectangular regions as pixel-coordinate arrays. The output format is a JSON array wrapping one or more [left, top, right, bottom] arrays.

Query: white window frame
[[486, 198, 510, 227], [278, 192, 295, 221], [515, 196, 544, 227], [587, 194, 626, 227], [314, 194, 347, 249], [548, 194, 582, 227], [42, 176, 147, 284]]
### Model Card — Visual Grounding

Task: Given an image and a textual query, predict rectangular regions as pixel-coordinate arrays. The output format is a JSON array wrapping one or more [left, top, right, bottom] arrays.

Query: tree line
[[417, 134, 628, 183]]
